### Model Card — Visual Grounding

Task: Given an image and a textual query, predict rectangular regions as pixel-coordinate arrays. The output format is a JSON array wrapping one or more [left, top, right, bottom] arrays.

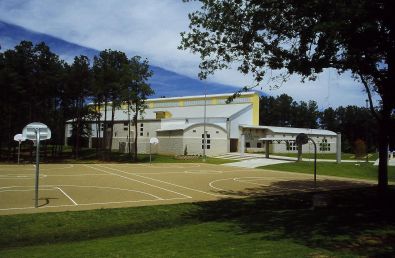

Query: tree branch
[[359, 73, 380, 121]]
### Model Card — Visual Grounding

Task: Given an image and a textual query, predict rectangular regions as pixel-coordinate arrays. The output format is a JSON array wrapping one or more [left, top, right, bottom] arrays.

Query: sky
[[0, 0, 377, 108]]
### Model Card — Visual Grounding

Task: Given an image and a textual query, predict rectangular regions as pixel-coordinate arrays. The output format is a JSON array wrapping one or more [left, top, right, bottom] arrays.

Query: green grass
[[262, 161, 395, 181], [0, 187, 394, 257], [3, 147, 234, 165], [273, 152, 379, 160], [33, 150, 234, 165]]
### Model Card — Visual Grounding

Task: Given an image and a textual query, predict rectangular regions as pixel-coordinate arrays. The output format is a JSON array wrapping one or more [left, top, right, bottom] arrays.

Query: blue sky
[[0, 0, 377, 108]]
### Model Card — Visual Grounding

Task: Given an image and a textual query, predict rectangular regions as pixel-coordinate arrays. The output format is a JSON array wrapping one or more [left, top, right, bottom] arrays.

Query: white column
[[336, 133, 341, 164], [240, 134, 245, 157]]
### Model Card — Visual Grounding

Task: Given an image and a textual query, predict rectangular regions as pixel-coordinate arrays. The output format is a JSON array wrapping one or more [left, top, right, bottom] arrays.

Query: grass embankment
[[273, 152, 378, 160], [2, 147, 234, 165], [262, 162, 395, 182], [0, 187, 394, 257]]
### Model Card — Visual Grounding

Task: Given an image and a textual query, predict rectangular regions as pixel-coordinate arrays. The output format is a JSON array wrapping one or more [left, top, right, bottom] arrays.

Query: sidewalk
[[213, 153, 379, 169]]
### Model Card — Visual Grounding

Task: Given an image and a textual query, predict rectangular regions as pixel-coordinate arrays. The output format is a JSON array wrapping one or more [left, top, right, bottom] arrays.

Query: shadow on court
[[187, 185, 395, 257], [35, 197, 59, 207], [211, 178, 371, 197]]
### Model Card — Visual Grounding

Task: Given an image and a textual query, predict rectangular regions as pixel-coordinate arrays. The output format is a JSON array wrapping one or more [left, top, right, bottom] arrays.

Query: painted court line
[[53, 184, 163, 200], [56, 187, 78, 206], [84, 164, 192, 199], [0, 187, 55, 193], [45, 174, 113, 177], [98, 164, 227, 197], [0, 164, 74, 171], [0, 197, 190, 212], [0, 174, 47, 179]]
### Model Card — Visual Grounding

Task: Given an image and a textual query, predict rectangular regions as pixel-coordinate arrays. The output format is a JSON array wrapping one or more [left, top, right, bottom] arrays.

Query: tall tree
[[180, 0, 395, 190], [93, 50, 128, 157], [121, 56, 154, 161], [64, 55, 92, 158], [0, 41, 65, 159]]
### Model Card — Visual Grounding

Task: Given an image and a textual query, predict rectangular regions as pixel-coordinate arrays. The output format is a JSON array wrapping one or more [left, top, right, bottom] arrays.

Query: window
[[124, 127, 128, 131], [246, 142, 251, 148], [147, 132, 149, 136], [216, 131, 219, 134], [201, 133, 211, 150], [140, 132, 143, 136], [257, 142, 262, 148], [319, 139, 331, 151], [193, 130, 196, 133], [286, 141, 298, 151]]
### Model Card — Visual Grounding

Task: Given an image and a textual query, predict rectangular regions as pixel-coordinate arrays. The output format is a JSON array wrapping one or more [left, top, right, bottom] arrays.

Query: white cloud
[[0, 0, 377, 108]]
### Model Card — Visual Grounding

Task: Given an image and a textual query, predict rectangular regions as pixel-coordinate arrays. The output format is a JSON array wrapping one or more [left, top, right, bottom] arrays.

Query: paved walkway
[[211, 153, 380, 169], [222, 158, 293, 168], [374, 157, 395, 166]]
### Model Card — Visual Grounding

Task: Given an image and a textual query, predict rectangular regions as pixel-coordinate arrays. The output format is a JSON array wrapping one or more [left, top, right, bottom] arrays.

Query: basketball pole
[[17, 141, 21, 165], [35, 128, 40, 208]]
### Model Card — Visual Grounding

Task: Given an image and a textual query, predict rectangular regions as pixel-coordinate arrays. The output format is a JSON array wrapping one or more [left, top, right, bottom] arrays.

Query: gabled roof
[[240, 125, 337, 136]]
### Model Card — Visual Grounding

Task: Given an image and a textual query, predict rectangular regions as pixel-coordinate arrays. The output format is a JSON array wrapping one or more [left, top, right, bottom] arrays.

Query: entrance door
[[230, 139, 238, 152]]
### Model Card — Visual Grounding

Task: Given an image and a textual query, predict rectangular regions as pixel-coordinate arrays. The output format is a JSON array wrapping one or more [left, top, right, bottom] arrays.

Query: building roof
[[240, 125, 337, 136], [93, 103, 252, 121], [148, 92, 258, 102]]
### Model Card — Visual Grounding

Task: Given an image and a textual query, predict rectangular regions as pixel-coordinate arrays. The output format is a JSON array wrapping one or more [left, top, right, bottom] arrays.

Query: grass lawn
[[2, 147, 235, 165], [0, 187, 394, 257], [273, 152, 379, 160], [262, 161, 395, 182]]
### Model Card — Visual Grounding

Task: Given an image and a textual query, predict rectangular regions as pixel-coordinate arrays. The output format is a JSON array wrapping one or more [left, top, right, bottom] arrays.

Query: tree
[[180, 0, 395, 190], [93, 50, 129, 158], [121, 56, 154, 161], [0, 41, 65, 159], [64, 55, 92, 158]]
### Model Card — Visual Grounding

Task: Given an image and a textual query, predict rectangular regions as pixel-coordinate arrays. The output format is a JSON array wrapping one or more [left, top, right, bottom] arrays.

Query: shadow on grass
[[211, 178, 371, 197], [188, 184, 395, 257]]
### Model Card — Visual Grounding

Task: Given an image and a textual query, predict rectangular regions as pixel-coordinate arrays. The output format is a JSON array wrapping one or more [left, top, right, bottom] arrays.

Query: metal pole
[[308, 137, 317, 187], [203, 84, 207, 162], [17, 141, 21, 164], [365, 99, 369, 163], [312, 140, 317, 186], [35, 128, 40, 208], [149, 143, 152, 164]]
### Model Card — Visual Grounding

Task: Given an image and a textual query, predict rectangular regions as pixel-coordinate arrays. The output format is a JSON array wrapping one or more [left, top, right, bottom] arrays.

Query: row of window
[[245, 140, 331, 152], [202, 133, 211, 150]]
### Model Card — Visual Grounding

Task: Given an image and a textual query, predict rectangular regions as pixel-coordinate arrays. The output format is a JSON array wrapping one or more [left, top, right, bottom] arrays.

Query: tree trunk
[[109, 103, 115, 153], [377, 108, 391, 191], [103, 100, 108, 159], [96, 101, 101, 158], [75, 99, 81, 159], [128, 103, 131, 157], [134, 106, 139, 161]]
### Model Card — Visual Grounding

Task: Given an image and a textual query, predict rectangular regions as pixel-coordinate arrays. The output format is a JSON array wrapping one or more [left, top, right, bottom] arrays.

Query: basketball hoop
[[149, 137, 159, 164], [14, 134, 26, 164], [22, 122, 51, 208]]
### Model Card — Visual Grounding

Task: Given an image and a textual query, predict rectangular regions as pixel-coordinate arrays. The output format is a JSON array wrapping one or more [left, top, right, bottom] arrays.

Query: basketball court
[[0, 163, 372, 215]]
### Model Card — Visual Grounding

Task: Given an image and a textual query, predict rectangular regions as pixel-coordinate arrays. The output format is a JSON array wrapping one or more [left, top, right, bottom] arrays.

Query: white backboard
[[149, 137, 159, 145], [14, 134, 26, 142], [22, 122, 51, 141]]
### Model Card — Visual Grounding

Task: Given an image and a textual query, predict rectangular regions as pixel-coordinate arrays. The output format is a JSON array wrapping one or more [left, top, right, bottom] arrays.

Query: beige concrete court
[[0, 163, 372, 215]]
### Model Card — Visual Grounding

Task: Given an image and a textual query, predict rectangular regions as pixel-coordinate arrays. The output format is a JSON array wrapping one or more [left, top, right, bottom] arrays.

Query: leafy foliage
[[180, 0, 395, 188]]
